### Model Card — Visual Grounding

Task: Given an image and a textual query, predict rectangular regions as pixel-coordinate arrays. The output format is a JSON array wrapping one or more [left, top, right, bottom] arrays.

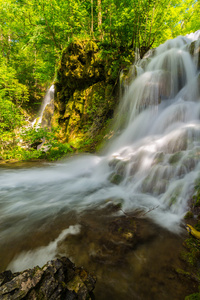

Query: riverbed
[[0, 162, 197, 300]]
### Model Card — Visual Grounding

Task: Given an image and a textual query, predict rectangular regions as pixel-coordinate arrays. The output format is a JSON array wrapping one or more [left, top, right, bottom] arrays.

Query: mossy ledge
[[52, 39, 134, 152]]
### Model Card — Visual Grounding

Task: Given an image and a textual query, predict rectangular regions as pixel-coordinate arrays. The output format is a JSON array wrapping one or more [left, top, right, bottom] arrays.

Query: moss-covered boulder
[[53, 39, 134, 152]]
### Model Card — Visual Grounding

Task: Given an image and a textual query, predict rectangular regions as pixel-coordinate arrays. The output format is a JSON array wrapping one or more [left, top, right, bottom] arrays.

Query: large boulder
[[53, 40, 134, 151], [0, 257, 96, 299]]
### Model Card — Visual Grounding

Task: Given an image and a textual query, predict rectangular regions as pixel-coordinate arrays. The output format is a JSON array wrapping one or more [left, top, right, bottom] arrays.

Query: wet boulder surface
[[0, 257, 96, 300]]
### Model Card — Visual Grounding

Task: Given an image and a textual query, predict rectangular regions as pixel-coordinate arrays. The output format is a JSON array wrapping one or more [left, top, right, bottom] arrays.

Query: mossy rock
[[184, 211, 194, 219], [153, 152, 165, 164], [109, 173, 124, 185], [0, 257, 96, 299], [168, 152, 182, 164], [53, 39, 134, 153]]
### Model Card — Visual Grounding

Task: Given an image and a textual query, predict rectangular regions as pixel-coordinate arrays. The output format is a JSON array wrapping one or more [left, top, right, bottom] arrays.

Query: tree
[[0, 0, 198, 99], [181, 0, 200, 34]]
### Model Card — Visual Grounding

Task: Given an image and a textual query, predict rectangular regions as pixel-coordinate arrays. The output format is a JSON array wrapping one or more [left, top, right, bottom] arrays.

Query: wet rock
[[189, 40, 200, 71], [0, 257, 96, 300], [168, 152, 183, 165], [41, 99, 54, 128], [184, 211, 194, 219], [165, 132, 188, 153], [109, 173, 124, 185], [153, 152, 164, 165]]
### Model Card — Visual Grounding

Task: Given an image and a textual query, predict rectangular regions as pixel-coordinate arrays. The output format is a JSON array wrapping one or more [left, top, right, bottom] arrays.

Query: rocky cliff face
[[53, 40, 134, 151]]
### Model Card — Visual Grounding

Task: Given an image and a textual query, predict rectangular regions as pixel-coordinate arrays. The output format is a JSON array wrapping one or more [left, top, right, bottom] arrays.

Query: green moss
[[182, 185, 200, 300], [168, 185, 182, 206], [115, 203, 122, 210], [118, 227, 122, 232], [168, 152, 182, 164], [194, 196, 200, 207], [181, 228, 200, 268], [185, 293, 200, 300], [179, 221, 200, 300], [109, 173, 123, 185], [169, 195, 177, 206], [184, 211, 194, 219], [194, 222, 200, 232], [192, 179, 200, 207], [176, 268, 191, 277], [153, 152, 164, 164], [53, 39, 134, 156]]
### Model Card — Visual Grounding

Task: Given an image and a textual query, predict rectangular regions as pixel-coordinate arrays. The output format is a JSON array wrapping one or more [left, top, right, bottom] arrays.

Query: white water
[[1, 31, 200, 271], [32, 84, 54, 126], [7, 225, 81, 272]]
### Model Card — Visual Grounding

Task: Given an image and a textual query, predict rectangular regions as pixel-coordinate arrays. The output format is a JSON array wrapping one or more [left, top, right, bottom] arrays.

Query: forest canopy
[[0, 0, 199, 89], [0, 0, 199, 160]]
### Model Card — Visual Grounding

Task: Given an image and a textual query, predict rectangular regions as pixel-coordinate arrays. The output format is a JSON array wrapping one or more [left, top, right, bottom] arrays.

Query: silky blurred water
[[0, 31, 200, 299]]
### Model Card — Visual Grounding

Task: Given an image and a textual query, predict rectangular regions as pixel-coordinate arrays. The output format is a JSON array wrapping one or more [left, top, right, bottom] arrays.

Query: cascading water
[[0, 32, 200, 297], [32, 84, 54, 127], [106, 32, 200, 227]]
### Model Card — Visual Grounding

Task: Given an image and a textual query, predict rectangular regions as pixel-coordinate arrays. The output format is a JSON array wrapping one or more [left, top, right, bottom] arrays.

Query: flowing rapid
[[0, 32, 200, 299]]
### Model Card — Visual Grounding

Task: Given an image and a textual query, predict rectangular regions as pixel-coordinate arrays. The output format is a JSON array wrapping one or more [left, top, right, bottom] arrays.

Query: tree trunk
[[97, 0, 102, 40], [91, 0, 94, 35]]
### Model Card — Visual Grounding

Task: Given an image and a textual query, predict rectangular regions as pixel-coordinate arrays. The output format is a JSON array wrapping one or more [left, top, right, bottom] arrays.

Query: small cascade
[[117, 36, 199, 131], [32, 85, 54, 127]]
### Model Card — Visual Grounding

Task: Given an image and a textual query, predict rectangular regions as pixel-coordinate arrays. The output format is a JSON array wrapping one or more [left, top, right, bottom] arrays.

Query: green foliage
[[181, 0, 200, 35], [1, 127, 73, 162], [184, 211, 194, 219], [181, 220, 200, 269], [0, 59, 29, 159], [46, 142, 73, 161], [0, 98, 24, 133], [21, 126, 73, 161], [0, 59, 29, 105], [180, 222, 200, 300], [0, 0, 198, 96], [185, 293, 200, 300], [0, 0, 199, 162]]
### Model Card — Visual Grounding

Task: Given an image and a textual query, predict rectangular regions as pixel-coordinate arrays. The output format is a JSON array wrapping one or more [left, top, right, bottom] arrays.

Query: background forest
[[0, 0, 199, 161]]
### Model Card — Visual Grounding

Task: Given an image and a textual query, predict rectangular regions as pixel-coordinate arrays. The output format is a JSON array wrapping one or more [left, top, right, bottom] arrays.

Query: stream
[[1, 31, 200, 299]]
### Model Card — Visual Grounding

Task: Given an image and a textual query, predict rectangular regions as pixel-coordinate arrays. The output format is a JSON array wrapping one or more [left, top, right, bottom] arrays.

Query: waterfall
[[0, 31, 200, 260], [32, 84, 54, 127], [107, 31, 200, 228]]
